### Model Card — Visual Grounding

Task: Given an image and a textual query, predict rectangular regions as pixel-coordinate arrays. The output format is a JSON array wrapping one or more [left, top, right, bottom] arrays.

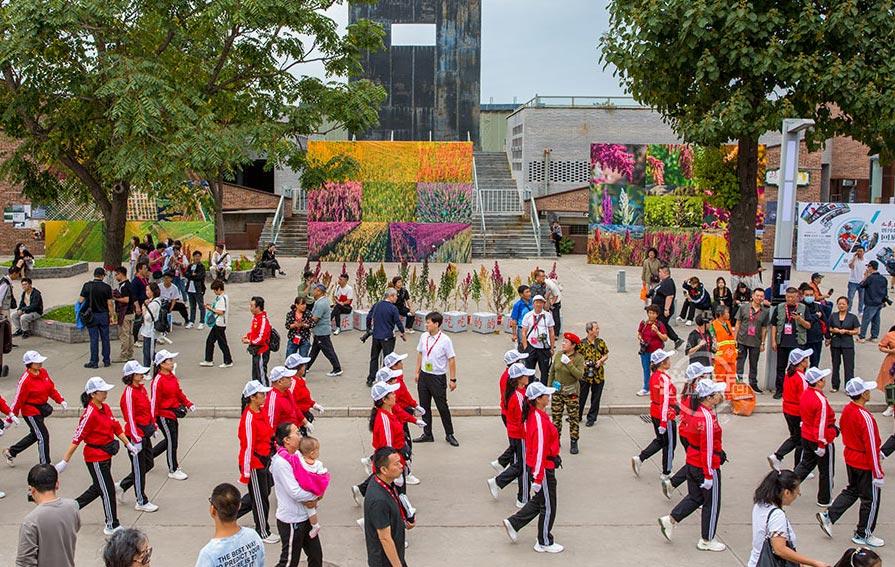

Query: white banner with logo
[[796, 202, 895, 273]]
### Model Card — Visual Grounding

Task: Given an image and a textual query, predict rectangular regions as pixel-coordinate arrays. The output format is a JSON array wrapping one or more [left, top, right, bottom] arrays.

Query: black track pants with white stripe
[[76, 459, 119, 530], [638, 417, 677, 475], [794, 439, 835, 505], [152, 417, 180, 473], [670, 464, 721, 541], [238, 466, 273, 538], [507, 467, 557, 546], [119, 437, 154, 505], [9, 414, 50, 464], [828, 465, 881, 539], [495, 437, 528, 504]]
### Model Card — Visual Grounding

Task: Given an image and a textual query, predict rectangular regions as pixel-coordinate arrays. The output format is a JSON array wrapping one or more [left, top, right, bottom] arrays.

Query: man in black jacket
[[11, 277, 42, 339], [858, 260, 889, 342], [185, 250, 207, 330], [365, 288, 406, 387]]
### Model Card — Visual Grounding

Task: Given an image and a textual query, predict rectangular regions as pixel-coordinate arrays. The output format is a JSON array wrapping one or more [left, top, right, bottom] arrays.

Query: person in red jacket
[[503, 381, 562, 553], [4, 350, 66, 466], [492, 349, 529, 473], [664, 362, 713, 499], [817, 378, 885, 547], [242, 296, 271, 386], [150, 350, 195, 480], [117, 360, 159, 512], [794, 367, 839, 506], [659, 378, 727, 551], [236, 379, 278, 544], [489, 362, 535, 507], [266, 366, 312, 432], [633, 349, 679, 477], [383, 351, 425, 484], [285, 354, 324, 435], [55, 377, 139, 536], [768, 348, 812, 471]]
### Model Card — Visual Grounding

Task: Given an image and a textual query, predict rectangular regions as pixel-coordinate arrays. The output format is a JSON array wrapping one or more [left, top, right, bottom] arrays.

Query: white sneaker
[[487, 477, 500, 500], [356, 518, 365, 528], [103, 526, 123, 536], [658, 515, 674, 541], [816, 511, 833, 537], [185, 322, 194, 329], [197, 323, 205, 330], [675, 316, 684, 323], [168, 469, 188, 480], [406, 329, 415, 334], [159, 335, 173, 345], [852, 534, 885, 547], [0, 491, 5, 498], [636, 389, 649, 397], [767, 454, 782, 471], [632, 456, 642, 476], [490, 459, 505, 473], [503, 519, 518, 543], [661, 478, 673, 500], [3, 448, 14, 467], [262, 533, 280, 544], [115, 482, 126, 504], [515, 499, 525, 509], [685, 320, 694, 326], [333, 328, 340, 336], [352, 485, 363, 507], [884, 406, 894, 417], [309, 524, 321, 539], [135, 501, 159, 512], [219, 363, 233, 368], [405, 473, 420, 485], [199, 361, 214, 367], [806, 472, 816, 481], [534, 542, 564, 553], [326, 370, 343, 377], [360, 457, 372, 474], [697, 538, 726, 552]]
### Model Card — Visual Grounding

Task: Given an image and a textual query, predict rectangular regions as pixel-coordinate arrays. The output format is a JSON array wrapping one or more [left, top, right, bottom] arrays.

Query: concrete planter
[[352, 309, 369, 331], [471, 312, 498, 334], [502, 313, 514, 334], [204, 270, 253, 284], [32, 306, 121, 344], [413, 310, 430, 332], [443, 311, 468, 333], [338, 314, 352, 332], [22, 261, 89, 279]]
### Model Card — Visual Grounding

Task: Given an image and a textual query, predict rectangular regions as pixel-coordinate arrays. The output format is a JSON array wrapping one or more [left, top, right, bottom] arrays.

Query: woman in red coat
[[237, 379, 276, 544], [489, 362, 535, 507], [769, 347, 812, 470], [150, 350, 195, 480], [794, 367, 838, 506], [633, 349, 679, 478], [4, 350, 66, 466], [56, 377, 139, 536], [118, 360, 158, 512], [503, 381, 563, 554]]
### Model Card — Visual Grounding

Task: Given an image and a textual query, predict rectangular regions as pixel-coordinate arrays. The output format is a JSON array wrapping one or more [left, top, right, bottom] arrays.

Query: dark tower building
[[349, 0, 481, 144]]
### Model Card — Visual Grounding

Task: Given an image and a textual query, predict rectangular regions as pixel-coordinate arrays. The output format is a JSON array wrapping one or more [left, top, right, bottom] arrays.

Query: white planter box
[[503, 313, 514, 334], [471, 312, 498, 334], [352, 309, 370, 331], [339, 314, 353, 331], [443, 311, 468, 333], [413, 310, 430, 332]]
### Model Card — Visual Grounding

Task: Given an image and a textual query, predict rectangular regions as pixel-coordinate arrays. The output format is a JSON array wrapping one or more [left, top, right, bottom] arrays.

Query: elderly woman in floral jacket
[[549, 332, 585, 454]]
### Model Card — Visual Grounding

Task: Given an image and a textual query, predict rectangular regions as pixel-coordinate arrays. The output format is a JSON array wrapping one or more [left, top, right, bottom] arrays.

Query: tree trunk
[[103, 181, 130, 270], [212, 172, 225, 244], [729, 138, 760, 276]]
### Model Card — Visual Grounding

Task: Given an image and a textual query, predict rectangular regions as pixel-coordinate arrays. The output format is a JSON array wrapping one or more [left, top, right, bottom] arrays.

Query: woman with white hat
[[662, 362, 713, 499], [117, 360, 159, 512], [793, 366, 839, 508], [55, 377, 139, 535], [284, 354, 324, 433], [502, 381, 562, 553], [4, 350, 66, 466], [632, 349, 679, 479], [489, 362, 535, 507], [492, 350, 529, 472], [658, 377, 728, 552], [236, 379, 278, 544], [768, 348, 813, 471], [150, 350, 194, 481]]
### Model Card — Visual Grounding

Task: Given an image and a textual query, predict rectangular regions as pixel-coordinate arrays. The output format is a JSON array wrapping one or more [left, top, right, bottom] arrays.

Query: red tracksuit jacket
[[799, 387, 837, 447], [649, 370, 678, 428], [11, 369, 64, 417], [245, 312, 271, 355], [0, 395, 10, 416], [151, 372, 192, 420], [372, 408, 406, 458], [499, 368, 510, 415], [289, 377, 315, 414], [72, 403, 124, 463], [782, 369, 807, 417], [394, 373, 418, 409], [238, 405, 273, 483], [840, 402, 884, 478], [120, 383, 152, 442], [525, 406, 560, 484], [685, 405, 722, 480], [265, 388, 299, 429], [505, 389, 526, 439]]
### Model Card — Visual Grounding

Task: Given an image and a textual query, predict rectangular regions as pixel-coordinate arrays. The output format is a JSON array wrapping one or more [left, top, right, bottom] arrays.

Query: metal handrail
[[271, 194, 286, 244], [473, 156, 487, 255], [526, 189, 542, 256]]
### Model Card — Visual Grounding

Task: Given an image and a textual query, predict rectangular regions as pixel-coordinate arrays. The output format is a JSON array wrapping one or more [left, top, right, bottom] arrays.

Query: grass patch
[[43, 305, 77, 323], [0, 258, 80, 268]]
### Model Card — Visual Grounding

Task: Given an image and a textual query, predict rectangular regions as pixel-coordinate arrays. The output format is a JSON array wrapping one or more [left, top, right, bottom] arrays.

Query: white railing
[[525, 189, 542, 256], [474, 188, 524, 215], [270, 194, 286, 244], [472, 157, 487, 255]]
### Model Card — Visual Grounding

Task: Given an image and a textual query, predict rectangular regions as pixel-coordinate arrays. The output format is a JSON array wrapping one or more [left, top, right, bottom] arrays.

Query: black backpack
[[153, 300, 171, 333], [250, 267, 265, 283], [268, 327, 281, 352]]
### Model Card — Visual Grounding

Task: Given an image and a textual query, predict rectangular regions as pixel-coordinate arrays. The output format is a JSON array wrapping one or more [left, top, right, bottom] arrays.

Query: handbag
[[87, 439, 120, 456], [170, 405, 188, 419], [79, 282, 96, 326], [755, 508, 799, 567]]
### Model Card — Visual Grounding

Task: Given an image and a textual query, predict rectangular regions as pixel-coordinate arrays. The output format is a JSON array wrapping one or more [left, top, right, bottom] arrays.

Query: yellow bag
[[730, 382, 756, 416]]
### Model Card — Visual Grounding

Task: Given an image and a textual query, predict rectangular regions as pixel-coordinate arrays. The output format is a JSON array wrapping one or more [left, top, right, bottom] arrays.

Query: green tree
[[601, 0, 895, 274], [0, 0, 385, 265]]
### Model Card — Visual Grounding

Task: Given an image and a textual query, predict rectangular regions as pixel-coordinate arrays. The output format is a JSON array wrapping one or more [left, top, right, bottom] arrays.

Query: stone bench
[[31, 307, 122, 344], [16, 261, 89, 279], [204, 270, 253, 284]]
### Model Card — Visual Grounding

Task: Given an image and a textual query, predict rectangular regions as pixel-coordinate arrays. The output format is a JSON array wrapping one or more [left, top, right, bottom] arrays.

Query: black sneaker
[[11, 330, 22, 337], [21, 331, 30, 339], [750, 384, 763, 394], [413, 434, 434, 443], [84, 363, 99, 369], [773, 392, 783, 400], [674, 338, 684, 349], [585, 419, 596, 427]]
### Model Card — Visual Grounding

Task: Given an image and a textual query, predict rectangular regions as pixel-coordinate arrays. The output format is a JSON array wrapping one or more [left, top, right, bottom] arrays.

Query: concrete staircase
[[258, 212, 307, 257]]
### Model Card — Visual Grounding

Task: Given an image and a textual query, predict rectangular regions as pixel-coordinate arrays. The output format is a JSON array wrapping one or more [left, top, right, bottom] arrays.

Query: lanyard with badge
[[783, 305, 794, 336], [747, 307, 760, 336], [373, 475, 406, 521], [530, 313, 546, 346], [424, 333, 441, 372]]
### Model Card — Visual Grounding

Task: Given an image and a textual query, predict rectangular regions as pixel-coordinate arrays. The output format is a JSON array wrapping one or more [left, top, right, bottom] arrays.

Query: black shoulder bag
[[755, 507, 799, 567], [80, 282, 96, 326]]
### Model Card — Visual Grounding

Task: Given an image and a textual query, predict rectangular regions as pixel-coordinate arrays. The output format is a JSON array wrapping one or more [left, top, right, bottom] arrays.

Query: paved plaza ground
[[0, 255, 892, 566]]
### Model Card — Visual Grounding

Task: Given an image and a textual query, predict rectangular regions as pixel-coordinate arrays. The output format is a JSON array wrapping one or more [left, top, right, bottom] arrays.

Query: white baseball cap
[[694, 378, 727, 398], [122, 360, 151, 377], [371, 381, 400, 401], [269, 366, 297, 382], [685, 362, 713, 382], [526, 381, 555, 400], [85, 377, 115, 394], [284, 354, 311, 369], [504, 349, 529, 365], [788, 348, 813, 366], [845, 378, 878, 396], [383, 352, 408, 368], [242, 380, 272, 398], [650, 349, 675, 365], [805, 367, 832, 385], [509, 363, 536, 379], [22, 350, 47, 365], [532, 294, 546, 303], [154, 350, 179, 365], [375, 367, 399, 383]]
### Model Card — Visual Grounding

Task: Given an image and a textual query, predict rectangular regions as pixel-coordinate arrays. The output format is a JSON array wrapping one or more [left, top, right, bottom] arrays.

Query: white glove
[[873, 477, 885, 488], [561, 354, 571, 365], [7, 414, 19, 427], [126, 442, 141, 456], [658, 426, 667, 435], [415, 419, 426, 428], [60, 401, 68, 410], [881, 451, 887, 461], [312, 403, 324, 415], [532, 483, 542, 494], [815, 447, 826, 457], [54, 461, 68, 474], [0, 427, 4, 436], [304, 421, 315, 433], [700, 478, 714, 490], [188, 405, 196, 412], [414, 405, 426, 416]]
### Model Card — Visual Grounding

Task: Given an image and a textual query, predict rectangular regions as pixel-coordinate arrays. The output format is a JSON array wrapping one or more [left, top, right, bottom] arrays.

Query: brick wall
[[533, 187, 588, 212], [762, 141, 823, 261], [0, 135, 45, 255], [222, 183, 281, 211], [829, 136, 872, 180]]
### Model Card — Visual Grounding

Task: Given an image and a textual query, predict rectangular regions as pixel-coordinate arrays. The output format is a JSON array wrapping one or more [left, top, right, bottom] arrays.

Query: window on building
[[390, 23, 436, 46]]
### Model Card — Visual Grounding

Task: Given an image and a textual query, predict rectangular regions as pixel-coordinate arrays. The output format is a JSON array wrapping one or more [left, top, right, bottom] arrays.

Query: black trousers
[[417, 371, 453, 436], [496, 415, 514, 468], [638, 417, 677, 475], [119, 435, 154, 505], [495, 437, 528, 504], [205, 326, 233, 364], [10, 414, 50, 464], [828, 465, 881, 539], [169, 301, 189, 323], [251, 350, 271, 386], [657, 308, 679, 342], [774, 413, 804, 468], [578, 381, 605, 423], [736, 344, 761, 388], [307, 335, 341, 373], [507, 467, 556, 546], [238, 466, 273, 539], [775, 345, 796, 394], [275, 519, 323, 567], [367, 337, 396, 383], [76, 459, 119, 530], [152, 416, 180, 473], [669, 435, 691, 488], [330, 303, 352, 326], [525, 347, 552, 385], [670, 464, 721, 540], [551, 302, 562, 336], [806, 341, 823, 368], [830, 347, 855, 390], [793, 439, 835, 505]]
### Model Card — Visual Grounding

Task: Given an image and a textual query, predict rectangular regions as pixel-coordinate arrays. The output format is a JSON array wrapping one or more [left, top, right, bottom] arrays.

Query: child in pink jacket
[[277, 435, 329, 537]]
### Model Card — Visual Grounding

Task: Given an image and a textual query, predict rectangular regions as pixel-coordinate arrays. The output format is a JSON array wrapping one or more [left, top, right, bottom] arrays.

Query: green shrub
[[0, 258, 79, 268]]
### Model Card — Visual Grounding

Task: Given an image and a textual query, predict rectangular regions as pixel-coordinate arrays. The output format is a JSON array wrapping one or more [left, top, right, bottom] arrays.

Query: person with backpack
[[200, 279, 233, 368], [242, 296, 272, 386]]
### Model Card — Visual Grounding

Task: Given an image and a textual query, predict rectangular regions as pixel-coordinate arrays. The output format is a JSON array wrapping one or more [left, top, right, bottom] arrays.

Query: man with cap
[[521, 295, 556, 385], [265, 366, 312, 433], [817, 378, 885, 548], [365, 288, 406, 387], [79, 267, 115, 369], [663, 362, 714, 498], [117, 360, 159, 512], [771, 287, 811, 399], [509, 285, 533, 351], [242, 296, 272, 386], [858, 260, 889, 342], [632, 349, 678, 478], [150, 350, 194, 481], [307, 284, 343, 377], [285, 354, 324, 433], [549, 332, 584, 455], [237, 379, 278, 544], [5, 350, 65, 466], [794, 366, 839, 507], [493, 349, 529, 471], [413, 312, 459, 447]]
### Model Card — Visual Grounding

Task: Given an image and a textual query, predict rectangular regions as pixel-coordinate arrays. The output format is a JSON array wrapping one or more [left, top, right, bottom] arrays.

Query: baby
[[278, 436, 330, 538]]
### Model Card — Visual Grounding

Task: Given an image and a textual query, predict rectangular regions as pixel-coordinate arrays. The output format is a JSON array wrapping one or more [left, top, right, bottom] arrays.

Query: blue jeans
[[847, 282, 865, 313], [87, 312, 111, 365], [173, 276, 187, 301], [860, 304, 882, 339], [640, 352, 651, 391], [285, 339, 311, 358]]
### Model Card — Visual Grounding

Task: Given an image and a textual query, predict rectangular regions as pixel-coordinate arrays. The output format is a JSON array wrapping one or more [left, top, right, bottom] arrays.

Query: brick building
[[0, 135, 44, 255]]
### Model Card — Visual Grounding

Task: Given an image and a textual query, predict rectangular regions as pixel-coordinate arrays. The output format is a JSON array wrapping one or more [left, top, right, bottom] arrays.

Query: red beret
[[563, 332, 581, 345]]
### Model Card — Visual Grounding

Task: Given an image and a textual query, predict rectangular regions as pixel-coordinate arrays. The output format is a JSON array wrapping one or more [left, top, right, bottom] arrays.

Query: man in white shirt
[[161, 272, 189, 326], [521, 295, 556, 385], [270, 423, 323, 567], [211, 243, 232, 282], [330, 274, 354, 335], [413, 312, 459, 446], [848, 246, 866, 315]]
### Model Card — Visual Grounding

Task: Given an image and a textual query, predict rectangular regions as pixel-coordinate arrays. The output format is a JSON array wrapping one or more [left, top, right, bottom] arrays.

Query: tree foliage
[[692, 147, 739, 211]]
